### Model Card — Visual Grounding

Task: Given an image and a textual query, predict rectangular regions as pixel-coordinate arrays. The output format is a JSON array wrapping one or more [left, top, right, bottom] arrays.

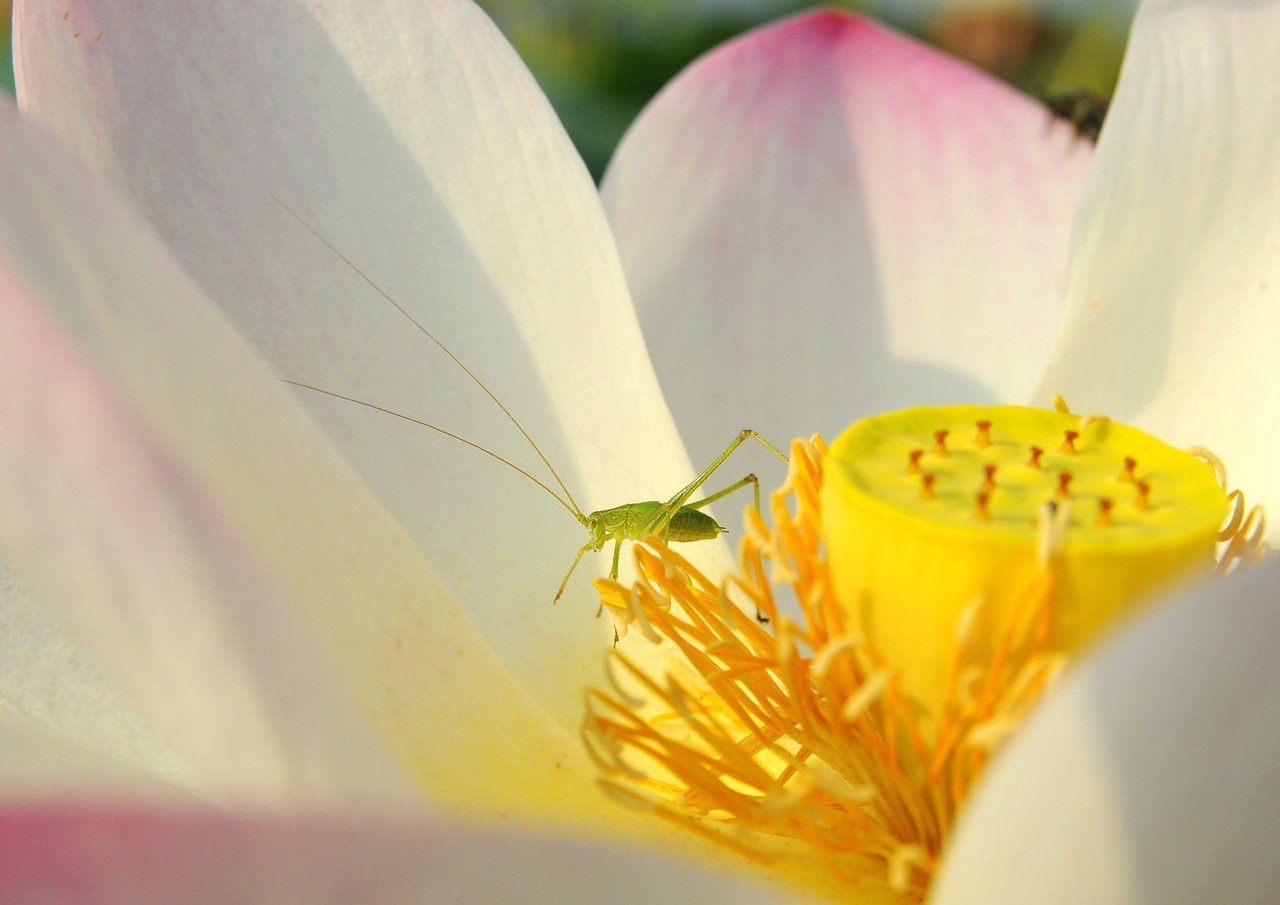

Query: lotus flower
[[2, 1, 1278, 901]]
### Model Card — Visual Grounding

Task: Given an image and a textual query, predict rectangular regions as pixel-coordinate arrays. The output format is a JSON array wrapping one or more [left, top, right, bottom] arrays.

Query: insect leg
[[642, 430, 787, 536], [595, 536, 625, 619], [555, 542, 593, 604], [610, 536, 624, 581], [686, 473, 760, 515], [688, 473, 779, 625]]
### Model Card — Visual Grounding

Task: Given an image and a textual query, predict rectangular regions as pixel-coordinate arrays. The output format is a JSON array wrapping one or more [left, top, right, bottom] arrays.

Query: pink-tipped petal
[[603, 10, 1092, 447], [13, 0, 711, 724], [934, 559, 1280, 903], [0, 807, 789, 905], [1035, 1, 1280, 529]]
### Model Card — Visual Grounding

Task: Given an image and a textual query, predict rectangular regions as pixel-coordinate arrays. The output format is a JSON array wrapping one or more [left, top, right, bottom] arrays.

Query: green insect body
[[553, 425, 783, 602], [277, 200, 786, 608], [589, 502, 725, 550], [576, 501, 724, 594], [600, 502, 726, 545]]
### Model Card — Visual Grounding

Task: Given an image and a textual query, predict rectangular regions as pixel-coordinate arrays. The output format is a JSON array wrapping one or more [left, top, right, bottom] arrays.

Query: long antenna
[[281, 379, 583, 521], [272, 196, 586, 519]]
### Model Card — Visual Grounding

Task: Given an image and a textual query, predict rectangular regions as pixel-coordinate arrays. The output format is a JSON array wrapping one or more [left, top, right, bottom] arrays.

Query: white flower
[[1, 1, 1277, 900]]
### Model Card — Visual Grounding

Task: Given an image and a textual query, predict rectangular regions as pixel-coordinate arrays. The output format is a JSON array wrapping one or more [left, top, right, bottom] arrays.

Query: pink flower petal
[[1035, 0, 1280, 528], [934, 558, 1280, 903], [0, 807, 789, 905], [603, 10, 1092, 448]]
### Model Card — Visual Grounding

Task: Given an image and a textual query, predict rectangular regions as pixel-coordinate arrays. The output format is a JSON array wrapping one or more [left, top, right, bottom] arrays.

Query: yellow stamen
[[584, 403, 1264, 898]]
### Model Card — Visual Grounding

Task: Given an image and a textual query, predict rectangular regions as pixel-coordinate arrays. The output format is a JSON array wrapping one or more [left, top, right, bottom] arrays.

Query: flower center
[[822, 402, 1228, 737], [584, 402, 1263, 898]]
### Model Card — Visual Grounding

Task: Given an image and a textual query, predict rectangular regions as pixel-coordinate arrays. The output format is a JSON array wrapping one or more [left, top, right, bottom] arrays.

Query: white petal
[[602, 10, 1092, 447], [0, 561, 196, 795], [0, 138, 412, 807], [1035, 0, 1280, 529], [0, 715, 193, 807], [933, 561, 1280, 903], [14, 0, 714, 722], [0, 103, 626, 819], [0, 807, 792, 905]]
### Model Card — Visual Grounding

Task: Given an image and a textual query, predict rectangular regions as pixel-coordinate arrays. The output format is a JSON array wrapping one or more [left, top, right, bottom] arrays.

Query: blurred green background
[[0, 1, 1134, 179], [1, 1, 11, 98]]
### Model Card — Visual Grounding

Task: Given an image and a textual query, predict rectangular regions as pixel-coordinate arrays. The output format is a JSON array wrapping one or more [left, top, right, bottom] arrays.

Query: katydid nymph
[[277, 202, 788, 612]]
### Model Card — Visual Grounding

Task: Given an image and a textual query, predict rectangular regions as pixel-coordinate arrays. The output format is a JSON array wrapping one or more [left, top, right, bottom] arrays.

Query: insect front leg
[[555, 541, 593, 604]]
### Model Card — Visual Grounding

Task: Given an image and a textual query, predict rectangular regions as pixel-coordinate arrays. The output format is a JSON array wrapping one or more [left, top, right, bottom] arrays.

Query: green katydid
[[277, 202, 788, 607]]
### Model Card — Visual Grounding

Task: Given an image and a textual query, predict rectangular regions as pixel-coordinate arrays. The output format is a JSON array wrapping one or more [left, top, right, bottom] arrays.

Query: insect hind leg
[[643, 429, 787, 537], [687, 473, 760, 516]]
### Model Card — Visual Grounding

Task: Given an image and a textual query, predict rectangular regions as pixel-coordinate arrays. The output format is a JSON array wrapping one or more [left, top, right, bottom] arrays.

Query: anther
[[974, 420, 993, 448], [1060, 430, 1080, 454], [1118, 456, 1137, 483], [1135, 480, 1151, 511], [982, 463, 998, 491], [905, 449, 924, 475], [1027, 446, 1044, 469], [933, 430, 950, 457], [1056, 471, 1073, 498], [973, 490, 991, 521], [1096, 497, 1114, 527], [921, 473, 937, 501]]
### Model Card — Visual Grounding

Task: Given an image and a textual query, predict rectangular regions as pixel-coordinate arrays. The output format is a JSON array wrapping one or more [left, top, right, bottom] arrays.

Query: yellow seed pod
[[822, 404, 1227, 736]]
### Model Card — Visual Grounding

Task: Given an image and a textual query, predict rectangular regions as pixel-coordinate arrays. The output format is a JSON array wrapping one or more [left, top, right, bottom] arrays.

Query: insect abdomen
[[665, 506, 726, 543]]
